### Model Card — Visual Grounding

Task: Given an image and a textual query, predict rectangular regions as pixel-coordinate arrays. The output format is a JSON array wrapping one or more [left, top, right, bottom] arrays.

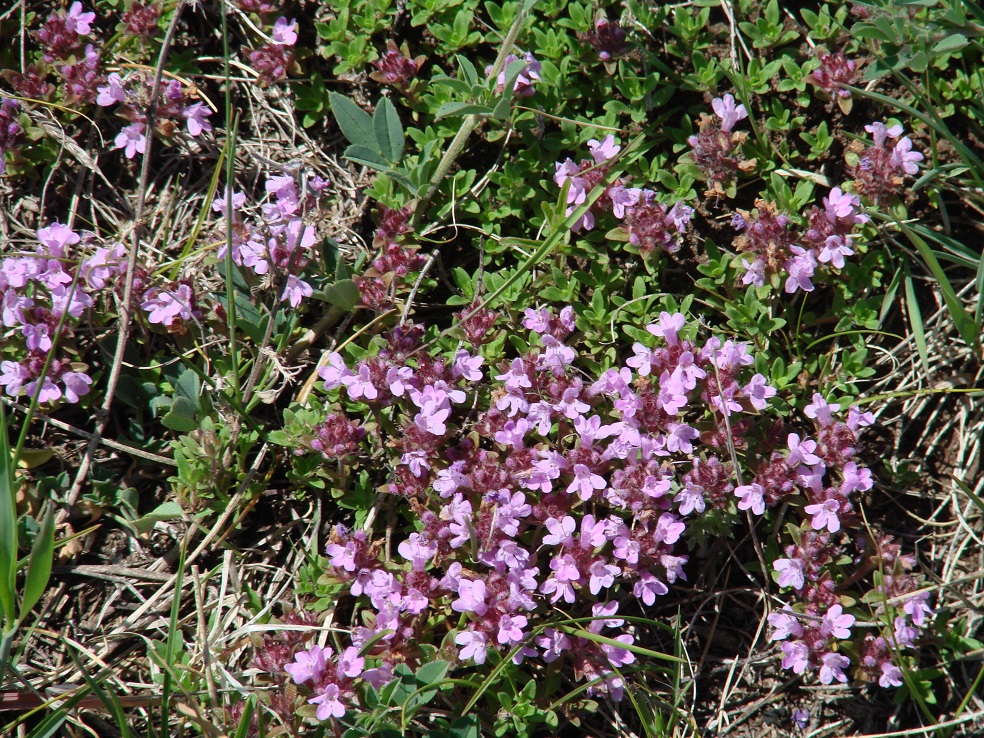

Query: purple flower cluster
[[734, 186, 869, 293], [850, 122, 924, 205], [686, 94, 757, 196], [354, 205, 426, 313], [36, 2, 97, 63], [807, 51, 859, 100], [0, 222, 125, 404], [213, 173, 322, 307], [761, 394, 933, 686], [580, 17, 628, 63], [276, 309, 789, 719], [0, 99, 24, 176], [96, 72, 212, 159], [248, 17, 298, 85], [370, 40, 425, 90], [119, 1, 161, 41], [553, 134, 694, 252]]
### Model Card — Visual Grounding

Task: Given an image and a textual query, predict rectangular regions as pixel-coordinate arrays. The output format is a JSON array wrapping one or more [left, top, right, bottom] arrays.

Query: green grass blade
[[904, 272, 931, 377], [19, 502, 54, 620], [234, 694, 257, 738], [68, 645, 134, 738], [0, 405, 17, 632], [898, 221, 980, 350]]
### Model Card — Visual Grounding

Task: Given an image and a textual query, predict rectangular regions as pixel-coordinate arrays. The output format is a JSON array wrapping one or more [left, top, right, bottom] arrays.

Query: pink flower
[[784, 246, 817, 293], [804, 497, 841, 533], [309, 683, 347, 720], [37, 222, 81, 256], [741, 374, 776, 410], [711, 94, 748, 132], [768, 609, 803, 641], [587, 134, 619, 163], [781, 640, 810, 673], [455, 629, 488, 664], [115, 122, 146, 159], [774, 558, 805, 590], [804, 392, 840, 427], [818, 234, 854, 269], [879, 662, 904, 688], [284, 644, 329, 684], [182, 102, 212, 137], [818, 652, 850, 684], [734, 483, 766, 515], [497, 614, 528, 645], [271, 17, 298, 45], [452, 579, 488, 616], [62, 371, 92, 403], [787, 433, 822, 467], [821, 604, 855, 639], [66, 2, 96, 35], [96, 72, 126, 106], [567, 463, 606, 500]]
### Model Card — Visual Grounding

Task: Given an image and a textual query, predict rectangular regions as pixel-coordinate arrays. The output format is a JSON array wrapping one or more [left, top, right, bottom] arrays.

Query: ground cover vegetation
[[1, 0, 984, 735]]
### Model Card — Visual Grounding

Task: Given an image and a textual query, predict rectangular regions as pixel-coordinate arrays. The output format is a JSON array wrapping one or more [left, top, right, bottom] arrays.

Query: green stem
[[411, 1, 535, 230]]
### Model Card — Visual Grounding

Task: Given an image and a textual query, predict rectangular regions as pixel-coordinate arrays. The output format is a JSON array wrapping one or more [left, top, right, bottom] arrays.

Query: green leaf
[[174, 368, 201, 406], [0, 406, 16, 628], [161, 397, 201, 432], [933, 33, 968, 54], [19, 503, 54, 619], [322, 279, 361, 311], [416, 660, 449, 685], [344, 144, 390, 169], [373, 97, 404, 164], [435, 102, 493, 120], [329, 92, 379, 152], [904, 273, 930, 377], [899, 222, 979, 348], [129, 501, 185, 536], [450, 715, 480, 738]]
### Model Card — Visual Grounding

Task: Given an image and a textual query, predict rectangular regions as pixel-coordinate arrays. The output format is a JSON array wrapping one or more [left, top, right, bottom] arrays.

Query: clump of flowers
[[119, 1, 162, 41], [488, 52, 541, 97], [212, 171, 325, 308], [248, 16, 299, 85], [807, 50, 860, 112], [686, 94, 757, 197], [553, 134, 694, 257], [267, 297, 931, 728], [0, 98, 24, 175], [370, 40, 426, 95], [763, 394, 933, 686], [849, 121, 924, 205], [267, 308, 807, 722], [36, 1, 96, 63], [0, 222, 126, 405], [733, 186, 869, 293], [579, 17, 628, 66], [96, 73, 212, 158]]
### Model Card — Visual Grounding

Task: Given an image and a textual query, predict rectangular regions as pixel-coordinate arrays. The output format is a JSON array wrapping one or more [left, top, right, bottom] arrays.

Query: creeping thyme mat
[[1, 1, 984, 736]]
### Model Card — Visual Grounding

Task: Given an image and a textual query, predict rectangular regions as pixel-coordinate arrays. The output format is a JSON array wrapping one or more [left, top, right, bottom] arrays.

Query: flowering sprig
[[686, 94, 757, 198], [96, 73, 213, 159], [0, 222, 126, 405], [756, 393, 933, 687], [248, 17, 299, 85], [212, 172, 323, 307], [553, 135, 694, 258], [733, 186, 870, 293], [849, 121, 924, 205]]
